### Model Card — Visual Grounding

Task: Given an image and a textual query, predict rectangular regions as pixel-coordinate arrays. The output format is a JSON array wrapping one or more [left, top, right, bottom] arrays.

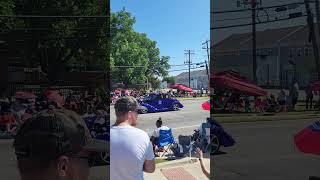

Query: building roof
[[213, 24, 319, 53], [175, 69, 207, 78]]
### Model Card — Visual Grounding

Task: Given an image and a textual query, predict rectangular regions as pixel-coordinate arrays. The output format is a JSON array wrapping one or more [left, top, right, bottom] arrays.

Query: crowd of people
[[111, 88, 209, 105], [212, 80, 320, 113], [0, 88, 109, 136]]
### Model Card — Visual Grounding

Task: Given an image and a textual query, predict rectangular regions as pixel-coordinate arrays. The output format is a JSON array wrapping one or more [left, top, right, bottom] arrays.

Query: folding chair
[[156, 128, 175, 157], [178, 135, 193, 157], [200, 123, 211, 153]]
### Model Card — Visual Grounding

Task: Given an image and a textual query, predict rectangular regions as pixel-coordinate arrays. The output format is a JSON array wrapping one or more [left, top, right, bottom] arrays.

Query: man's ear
[[56, 156, 71, 177]]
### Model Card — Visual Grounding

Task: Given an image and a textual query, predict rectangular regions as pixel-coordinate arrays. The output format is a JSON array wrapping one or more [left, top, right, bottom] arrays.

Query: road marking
[[172, 125, 199, 130], [145, 124, 199, 134]]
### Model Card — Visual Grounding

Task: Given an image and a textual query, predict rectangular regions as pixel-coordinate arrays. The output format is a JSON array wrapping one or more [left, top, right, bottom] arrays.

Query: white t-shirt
[[111, 125, 155, 180], [151, 126, 170, 138]]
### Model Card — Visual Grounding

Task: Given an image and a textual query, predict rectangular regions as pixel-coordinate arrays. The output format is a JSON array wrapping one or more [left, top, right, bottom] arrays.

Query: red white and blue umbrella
[[294, 120, 320, 155]]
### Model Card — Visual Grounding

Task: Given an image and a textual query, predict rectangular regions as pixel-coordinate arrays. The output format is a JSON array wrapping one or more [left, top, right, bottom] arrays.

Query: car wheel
[[173, 104, 180, 111], [140, 108, 148, 114], [209, 135, 220, 155]]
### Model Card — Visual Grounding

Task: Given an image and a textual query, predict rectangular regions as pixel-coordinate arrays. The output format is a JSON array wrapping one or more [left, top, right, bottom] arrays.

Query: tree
[[110, 8, 170, 87], [1, 0, 108, 84], [163, 76, 176, 84]]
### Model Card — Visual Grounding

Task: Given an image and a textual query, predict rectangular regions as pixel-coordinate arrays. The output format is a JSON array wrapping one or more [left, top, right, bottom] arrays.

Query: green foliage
[[110, 8, 170, 88], [163, 76, 176, 84], [1, 0, 108, 83]]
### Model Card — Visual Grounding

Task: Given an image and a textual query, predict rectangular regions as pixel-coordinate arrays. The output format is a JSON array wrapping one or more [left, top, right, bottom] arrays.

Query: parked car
[[138, 93, 183, 113]]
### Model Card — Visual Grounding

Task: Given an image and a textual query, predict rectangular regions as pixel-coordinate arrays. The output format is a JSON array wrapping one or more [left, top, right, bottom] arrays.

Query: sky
[[111, 0, 210, 76]]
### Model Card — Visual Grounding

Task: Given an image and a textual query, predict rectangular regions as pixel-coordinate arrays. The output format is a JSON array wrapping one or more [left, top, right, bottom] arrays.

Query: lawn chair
[[171, 135, 193, 158], [156, 128, 175, 157], [200, 123, 211, 153]]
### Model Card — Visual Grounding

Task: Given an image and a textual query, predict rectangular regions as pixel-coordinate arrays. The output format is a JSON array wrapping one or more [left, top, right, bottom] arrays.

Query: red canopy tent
[[211, 70, 267, 96], [310, 81, 320, 91], [170, 84, 193, 92], [15, 91, 36, 99], [44, 90, 65, 106]]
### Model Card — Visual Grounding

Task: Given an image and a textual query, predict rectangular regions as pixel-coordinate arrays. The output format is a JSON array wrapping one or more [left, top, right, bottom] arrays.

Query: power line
[[0, 15, 109, 19], [169, 67, 205, 72], [211, 14, 307, 29], [211, 2, 307, 14]]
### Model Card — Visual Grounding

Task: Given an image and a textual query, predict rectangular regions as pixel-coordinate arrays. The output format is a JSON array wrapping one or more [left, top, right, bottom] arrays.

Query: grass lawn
[[155, 158, 171, 164]]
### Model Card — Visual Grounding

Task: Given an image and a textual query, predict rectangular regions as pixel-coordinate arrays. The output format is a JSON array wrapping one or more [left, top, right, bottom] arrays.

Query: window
[[297, 48, 302, 56], [289, 48, 293, 58], [305, 47, 310, 56]]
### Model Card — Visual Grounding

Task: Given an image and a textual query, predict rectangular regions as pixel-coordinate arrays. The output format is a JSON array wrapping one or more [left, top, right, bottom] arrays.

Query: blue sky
[[111, 0, 210, 76]]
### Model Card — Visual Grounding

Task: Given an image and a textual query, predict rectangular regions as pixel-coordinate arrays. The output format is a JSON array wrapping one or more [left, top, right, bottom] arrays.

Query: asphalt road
[[214, 119, 320, 180], [110, 98, 210, 138]]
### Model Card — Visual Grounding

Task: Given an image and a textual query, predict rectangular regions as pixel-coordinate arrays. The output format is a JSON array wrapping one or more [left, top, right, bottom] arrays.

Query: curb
[[177, 98, 209, 101], [155, 157, 198, 168], [218, 116, 319, 125]]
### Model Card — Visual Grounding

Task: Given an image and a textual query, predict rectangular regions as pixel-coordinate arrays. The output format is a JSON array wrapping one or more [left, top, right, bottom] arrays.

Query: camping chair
[[200, 123, 211, 153], [156, 128, 175, 157], [178, 135, 193, 157], [171, 135, 193, 158]]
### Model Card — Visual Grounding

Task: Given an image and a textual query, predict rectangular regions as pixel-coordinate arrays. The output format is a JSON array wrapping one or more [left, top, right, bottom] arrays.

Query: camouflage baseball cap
[[13, 109, 108, 160]]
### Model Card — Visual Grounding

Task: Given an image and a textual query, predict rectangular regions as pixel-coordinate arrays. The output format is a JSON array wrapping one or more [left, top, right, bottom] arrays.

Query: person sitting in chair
[[150, 117, 170, 155]]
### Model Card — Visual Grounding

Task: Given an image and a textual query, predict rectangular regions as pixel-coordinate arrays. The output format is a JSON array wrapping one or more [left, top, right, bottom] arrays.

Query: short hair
[[156, 119, 162, 126], [114, 97, 138, 117]]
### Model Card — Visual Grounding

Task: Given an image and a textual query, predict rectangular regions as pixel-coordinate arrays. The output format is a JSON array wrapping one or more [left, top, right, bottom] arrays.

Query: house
[[212, 24, 320, 88], [174, 70, 209, 90]]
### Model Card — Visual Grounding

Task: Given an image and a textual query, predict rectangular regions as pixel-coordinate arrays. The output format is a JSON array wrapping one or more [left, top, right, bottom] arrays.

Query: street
[[214, 119, 320, 180], [110, 98, 210, 138]]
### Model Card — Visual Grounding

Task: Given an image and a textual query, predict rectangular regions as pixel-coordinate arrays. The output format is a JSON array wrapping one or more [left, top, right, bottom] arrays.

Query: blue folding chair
[[156, 128, 175, 157]]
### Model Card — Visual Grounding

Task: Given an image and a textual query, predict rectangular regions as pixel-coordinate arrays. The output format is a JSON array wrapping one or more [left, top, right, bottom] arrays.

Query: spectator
[[150, 117, 170, 155], [13, 109, 108, 180], [254, 97, 263, 113], [111, 97, 155, 179], [305, 85, 314, 110], [244, 95, 251, 113], [196, 148, 210, 179], [277, 89, 287, 112], [291, 80, 299, 111]]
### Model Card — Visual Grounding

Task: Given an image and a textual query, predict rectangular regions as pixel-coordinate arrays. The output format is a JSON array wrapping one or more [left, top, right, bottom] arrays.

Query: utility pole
[[315, 0, 320, 80], [252, 0, 257, 82], [202, 40, 210, 81], [305, 0, 320, 79], [184, 50, 194, 88], [205, 60, 209, 81]]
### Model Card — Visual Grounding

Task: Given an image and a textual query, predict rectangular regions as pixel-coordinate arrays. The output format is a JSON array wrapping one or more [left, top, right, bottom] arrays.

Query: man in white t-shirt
[[150, 118, 170, 154], [111, 97, 155, 180]]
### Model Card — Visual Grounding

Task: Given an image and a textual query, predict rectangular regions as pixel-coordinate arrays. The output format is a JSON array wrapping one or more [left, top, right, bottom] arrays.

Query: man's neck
[[114, 119, 130, 126]]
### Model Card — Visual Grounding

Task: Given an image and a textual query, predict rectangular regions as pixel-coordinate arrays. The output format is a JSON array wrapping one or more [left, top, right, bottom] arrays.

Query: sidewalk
[[144, 157, 210, 180]]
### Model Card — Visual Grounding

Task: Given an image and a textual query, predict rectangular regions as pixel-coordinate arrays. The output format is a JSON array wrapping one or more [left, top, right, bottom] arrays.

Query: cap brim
[[83, 139, 109, 153]]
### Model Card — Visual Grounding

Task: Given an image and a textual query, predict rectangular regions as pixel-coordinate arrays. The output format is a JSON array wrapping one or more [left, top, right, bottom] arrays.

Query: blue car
[[84, 114, 109, 166], [138, 93, 183, 113]]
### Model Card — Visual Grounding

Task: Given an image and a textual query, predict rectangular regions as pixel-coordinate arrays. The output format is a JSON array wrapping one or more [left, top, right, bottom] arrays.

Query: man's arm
[[143, 159, 155, 173], [144, 139, 156, 173]]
